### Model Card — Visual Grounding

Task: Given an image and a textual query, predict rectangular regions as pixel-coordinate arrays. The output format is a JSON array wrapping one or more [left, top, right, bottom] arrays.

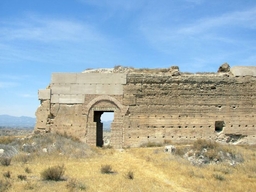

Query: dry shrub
[[125, 171, 134, 180], [25, 167, 32, 174], [187, 170, 204, 178], [164, 139, 172, 144], [13, 133, 93, 159], [17, 175, 27, 181], [222, 147, 244, 163], [3, 171, 11, 179], [14, 153, 31, 163], [41, 165, 65, 181], [0, 136, 16, 144], [24, 181, 36, 190], [56, 131, 80, 142], [174, 147, 187, 156], [102, 145, 113, 149], [101, 164, 113, 174], [193, 139, 218, 151], [0, 157, 11, 166], [0, 179, 11, 192], [214, 166, 232, 175], [140, 142, 163, 148], [66, 178, 77, 191], [66, 178, 86, 191], [213, 173, 225, 181], [205, 149, 220, 161]]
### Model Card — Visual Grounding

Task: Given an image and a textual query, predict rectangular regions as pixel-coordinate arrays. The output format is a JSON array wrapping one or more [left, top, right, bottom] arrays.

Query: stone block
[[51, 73, 77, 83], [95, 84, 123, 95], [70, 84, 90, 94], [51, 94, 84, 103], [38, 89, 51, 100], [76, 73, 126, 84], [51, 94, 59, 103], [231, 66, 256, 77], [51, 84, 71, 94]]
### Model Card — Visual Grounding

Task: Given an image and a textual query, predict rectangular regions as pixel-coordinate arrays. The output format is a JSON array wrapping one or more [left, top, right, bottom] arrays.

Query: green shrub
[[41, 165, 65, 181], [101, 164, 113, 174]]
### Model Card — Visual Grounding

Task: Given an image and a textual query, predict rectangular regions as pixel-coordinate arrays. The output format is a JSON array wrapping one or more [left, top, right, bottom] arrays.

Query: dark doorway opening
[[94, 111, 114, 147], [215, 121, 225, 132]]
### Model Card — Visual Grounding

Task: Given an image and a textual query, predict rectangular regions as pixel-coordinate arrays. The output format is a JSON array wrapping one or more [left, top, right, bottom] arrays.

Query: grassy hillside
[[0, 133, 256, 192]]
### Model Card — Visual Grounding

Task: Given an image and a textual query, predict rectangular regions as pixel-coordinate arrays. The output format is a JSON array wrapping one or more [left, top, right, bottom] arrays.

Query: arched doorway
[[84, 96, 128, 148], [101, 112, 114, 146], [94, 110, 114, 147]]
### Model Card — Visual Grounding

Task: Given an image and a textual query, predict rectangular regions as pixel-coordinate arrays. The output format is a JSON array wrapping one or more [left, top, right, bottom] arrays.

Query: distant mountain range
[[0, 115, 36, 128], [102, 120, 112, 131], [0, 114, 112, 130]]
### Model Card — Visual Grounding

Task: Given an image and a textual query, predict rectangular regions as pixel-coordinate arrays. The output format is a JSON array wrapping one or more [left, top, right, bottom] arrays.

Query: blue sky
[[0, 0, 256, 118]]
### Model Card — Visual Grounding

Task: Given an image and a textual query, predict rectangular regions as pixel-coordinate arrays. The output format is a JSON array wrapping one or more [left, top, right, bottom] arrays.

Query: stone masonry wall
[[123, 74, 256, 147], [34, 65, 256, 148]]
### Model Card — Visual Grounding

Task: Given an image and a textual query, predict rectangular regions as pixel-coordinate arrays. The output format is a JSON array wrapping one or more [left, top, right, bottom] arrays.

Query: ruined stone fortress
[[34, 64, 256, 148]]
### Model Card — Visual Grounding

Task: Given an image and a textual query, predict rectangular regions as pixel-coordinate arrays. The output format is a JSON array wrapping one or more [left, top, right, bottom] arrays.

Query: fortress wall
[[123, 74, 256, 147], [34, 66, 256, 148]]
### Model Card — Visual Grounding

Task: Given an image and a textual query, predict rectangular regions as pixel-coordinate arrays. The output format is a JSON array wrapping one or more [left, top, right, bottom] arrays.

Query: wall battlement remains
[[35, 64, 256, 148]]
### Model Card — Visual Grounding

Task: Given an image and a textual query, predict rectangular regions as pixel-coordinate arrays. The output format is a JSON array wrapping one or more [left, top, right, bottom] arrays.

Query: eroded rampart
[[35, 64, 256, 148]]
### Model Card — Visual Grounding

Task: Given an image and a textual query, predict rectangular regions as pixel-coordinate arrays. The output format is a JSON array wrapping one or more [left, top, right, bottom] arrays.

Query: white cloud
[[0, 82, 18, 88], [0, 14, 120, 66], [139, 6, 256, 53], [0, 16, 104, 43], [177, 7, 256, 36]]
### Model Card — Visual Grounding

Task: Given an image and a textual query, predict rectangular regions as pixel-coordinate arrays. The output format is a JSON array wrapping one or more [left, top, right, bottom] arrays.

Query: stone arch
[[84, 95, 128, 116], [84, 95, 128, 148]]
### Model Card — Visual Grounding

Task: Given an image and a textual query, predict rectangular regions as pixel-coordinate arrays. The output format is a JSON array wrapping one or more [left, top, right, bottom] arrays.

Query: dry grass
[[0, 136, 16, 144], [0, 136, 256, 192]]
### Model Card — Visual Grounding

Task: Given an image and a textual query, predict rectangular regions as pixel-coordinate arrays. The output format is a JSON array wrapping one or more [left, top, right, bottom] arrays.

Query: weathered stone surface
[[38, 89, 51, 100], [35, 64, 256, 148], [231, 66, 256, 76], [218, 63, 230, 73]]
